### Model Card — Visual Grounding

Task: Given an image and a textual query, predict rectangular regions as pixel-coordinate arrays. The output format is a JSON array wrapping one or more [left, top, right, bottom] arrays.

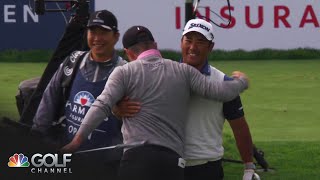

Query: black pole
[[185, 0, 194, 24], [34, 0, 45, 15]]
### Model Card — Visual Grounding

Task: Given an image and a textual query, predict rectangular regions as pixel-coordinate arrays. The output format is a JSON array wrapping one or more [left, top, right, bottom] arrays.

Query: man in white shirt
[[181, 19, 255, 180]]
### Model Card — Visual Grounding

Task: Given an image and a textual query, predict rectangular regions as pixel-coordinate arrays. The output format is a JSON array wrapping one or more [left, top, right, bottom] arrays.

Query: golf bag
[[18, 3, 89, 125], [16, 77, 41, 117]]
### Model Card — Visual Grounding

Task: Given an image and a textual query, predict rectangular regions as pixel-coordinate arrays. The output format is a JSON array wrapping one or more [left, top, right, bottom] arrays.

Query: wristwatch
[[245, 162, 256, 170]]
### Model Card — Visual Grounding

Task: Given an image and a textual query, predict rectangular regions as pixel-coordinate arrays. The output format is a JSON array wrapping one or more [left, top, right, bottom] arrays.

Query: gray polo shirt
[[77, 49, 248, 156]]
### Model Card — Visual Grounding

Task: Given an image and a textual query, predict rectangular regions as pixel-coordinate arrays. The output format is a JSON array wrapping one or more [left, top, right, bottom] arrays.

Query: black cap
[[122, 26, 155, 48], [87, 10, 118, 32]]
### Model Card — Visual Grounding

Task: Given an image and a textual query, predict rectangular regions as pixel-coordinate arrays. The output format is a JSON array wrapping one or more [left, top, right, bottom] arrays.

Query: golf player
[[181, 19, 255, 180], [62, 25, 249, 180]]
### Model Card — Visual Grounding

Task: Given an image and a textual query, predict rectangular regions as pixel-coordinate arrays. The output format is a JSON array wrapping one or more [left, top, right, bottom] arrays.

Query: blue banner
[[0, 0, 94, 50]]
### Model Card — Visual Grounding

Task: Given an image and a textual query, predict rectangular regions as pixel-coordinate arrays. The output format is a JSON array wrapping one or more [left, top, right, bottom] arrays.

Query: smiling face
[[181, 31, 214, 70], [87, 26, 119, 62]]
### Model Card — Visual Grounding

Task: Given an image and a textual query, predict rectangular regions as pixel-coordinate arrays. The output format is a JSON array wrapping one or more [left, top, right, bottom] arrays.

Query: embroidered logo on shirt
[[64, 66, 73, 76], [73, 91, 95, 107]]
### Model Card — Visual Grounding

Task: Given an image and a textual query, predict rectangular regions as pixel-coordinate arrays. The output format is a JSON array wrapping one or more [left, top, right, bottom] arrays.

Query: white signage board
[[95, 0, 320, 50]]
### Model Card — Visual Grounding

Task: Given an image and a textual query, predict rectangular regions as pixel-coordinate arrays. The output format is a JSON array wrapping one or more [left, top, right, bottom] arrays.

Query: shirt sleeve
[[184, 64, 248, 102], [32, 64, 65, 134], [222, 75, 245, 120], [223, 96, 245, 120]]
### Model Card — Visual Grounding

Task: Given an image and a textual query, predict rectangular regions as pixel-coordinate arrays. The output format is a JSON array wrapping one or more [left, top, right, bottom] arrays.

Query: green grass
[[210, 60, 320, 179], [0, 60, 319, 179], [214, 60, 320, 142], [223, 141, 320, 180], [0, 63, 46, 120]]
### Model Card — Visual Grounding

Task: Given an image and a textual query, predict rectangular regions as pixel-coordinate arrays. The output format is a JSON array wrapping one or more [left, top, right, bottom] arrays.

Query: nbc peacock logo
[[8, 153, 30, 167]]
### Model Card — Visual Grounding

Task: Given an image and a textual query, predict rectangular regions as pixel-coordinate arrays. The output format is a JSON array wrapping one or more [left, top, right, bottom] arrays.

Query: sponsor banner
[[1, 1, 319, 51], [95, 0, 320, 50], [0, 0, 94, 51]]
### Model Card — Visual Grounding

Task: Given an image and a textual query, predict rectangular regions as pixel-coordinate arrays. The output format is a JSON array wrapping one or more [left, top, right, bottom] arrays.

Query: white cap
[[182, 19, 214, 42]]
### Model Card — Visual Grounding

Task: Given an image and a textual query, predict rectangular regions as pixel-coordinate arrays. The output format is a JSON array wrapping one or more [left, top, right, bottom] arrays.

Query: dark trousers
[[118, 145, 184, 180], [72, 148, 122, 180], [185, 160, 224, 180]]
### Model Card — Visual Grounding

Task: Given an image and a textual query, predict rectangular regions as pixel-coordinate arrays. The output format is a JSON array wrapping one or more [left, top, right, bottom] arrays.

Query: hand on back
[[112, 96, 141, 118]]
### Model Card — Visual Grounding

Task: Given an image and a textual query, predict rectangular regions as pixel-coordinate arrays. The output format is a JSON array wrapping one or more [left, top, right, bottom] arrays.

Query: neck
[[91, 52, 113, 62], [195, 63, 205, 71], [182, 60, 206, 72]]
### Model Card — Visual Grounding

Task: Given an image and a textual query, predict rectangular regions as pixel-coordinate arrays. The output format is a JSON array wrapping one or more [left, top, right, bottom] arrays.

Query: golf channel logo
[[8, 153, 72, 174], [8, 153, 30, 167]]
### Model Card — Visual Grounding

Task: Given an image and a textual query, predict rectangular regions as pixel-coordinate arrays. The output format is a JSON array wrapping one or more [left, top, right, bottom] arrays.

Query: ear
[[124, 48, 136, 62], [209, 42, 215, 51], [114, 32, 120, 42]]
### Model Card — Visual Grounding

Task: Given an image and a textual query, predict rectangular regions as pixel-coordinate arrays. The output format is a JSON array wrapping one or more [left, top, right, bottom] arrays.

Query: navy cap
[[122, 26, 155, 48], [87, 10, 118, 32]]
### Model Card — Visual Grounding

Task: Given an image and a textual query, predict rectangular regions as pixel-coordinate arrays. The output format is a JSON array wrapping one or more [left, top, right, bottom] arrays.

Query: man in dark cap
[[31, 10, 126, 179], [62, 25, 250, 180]]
